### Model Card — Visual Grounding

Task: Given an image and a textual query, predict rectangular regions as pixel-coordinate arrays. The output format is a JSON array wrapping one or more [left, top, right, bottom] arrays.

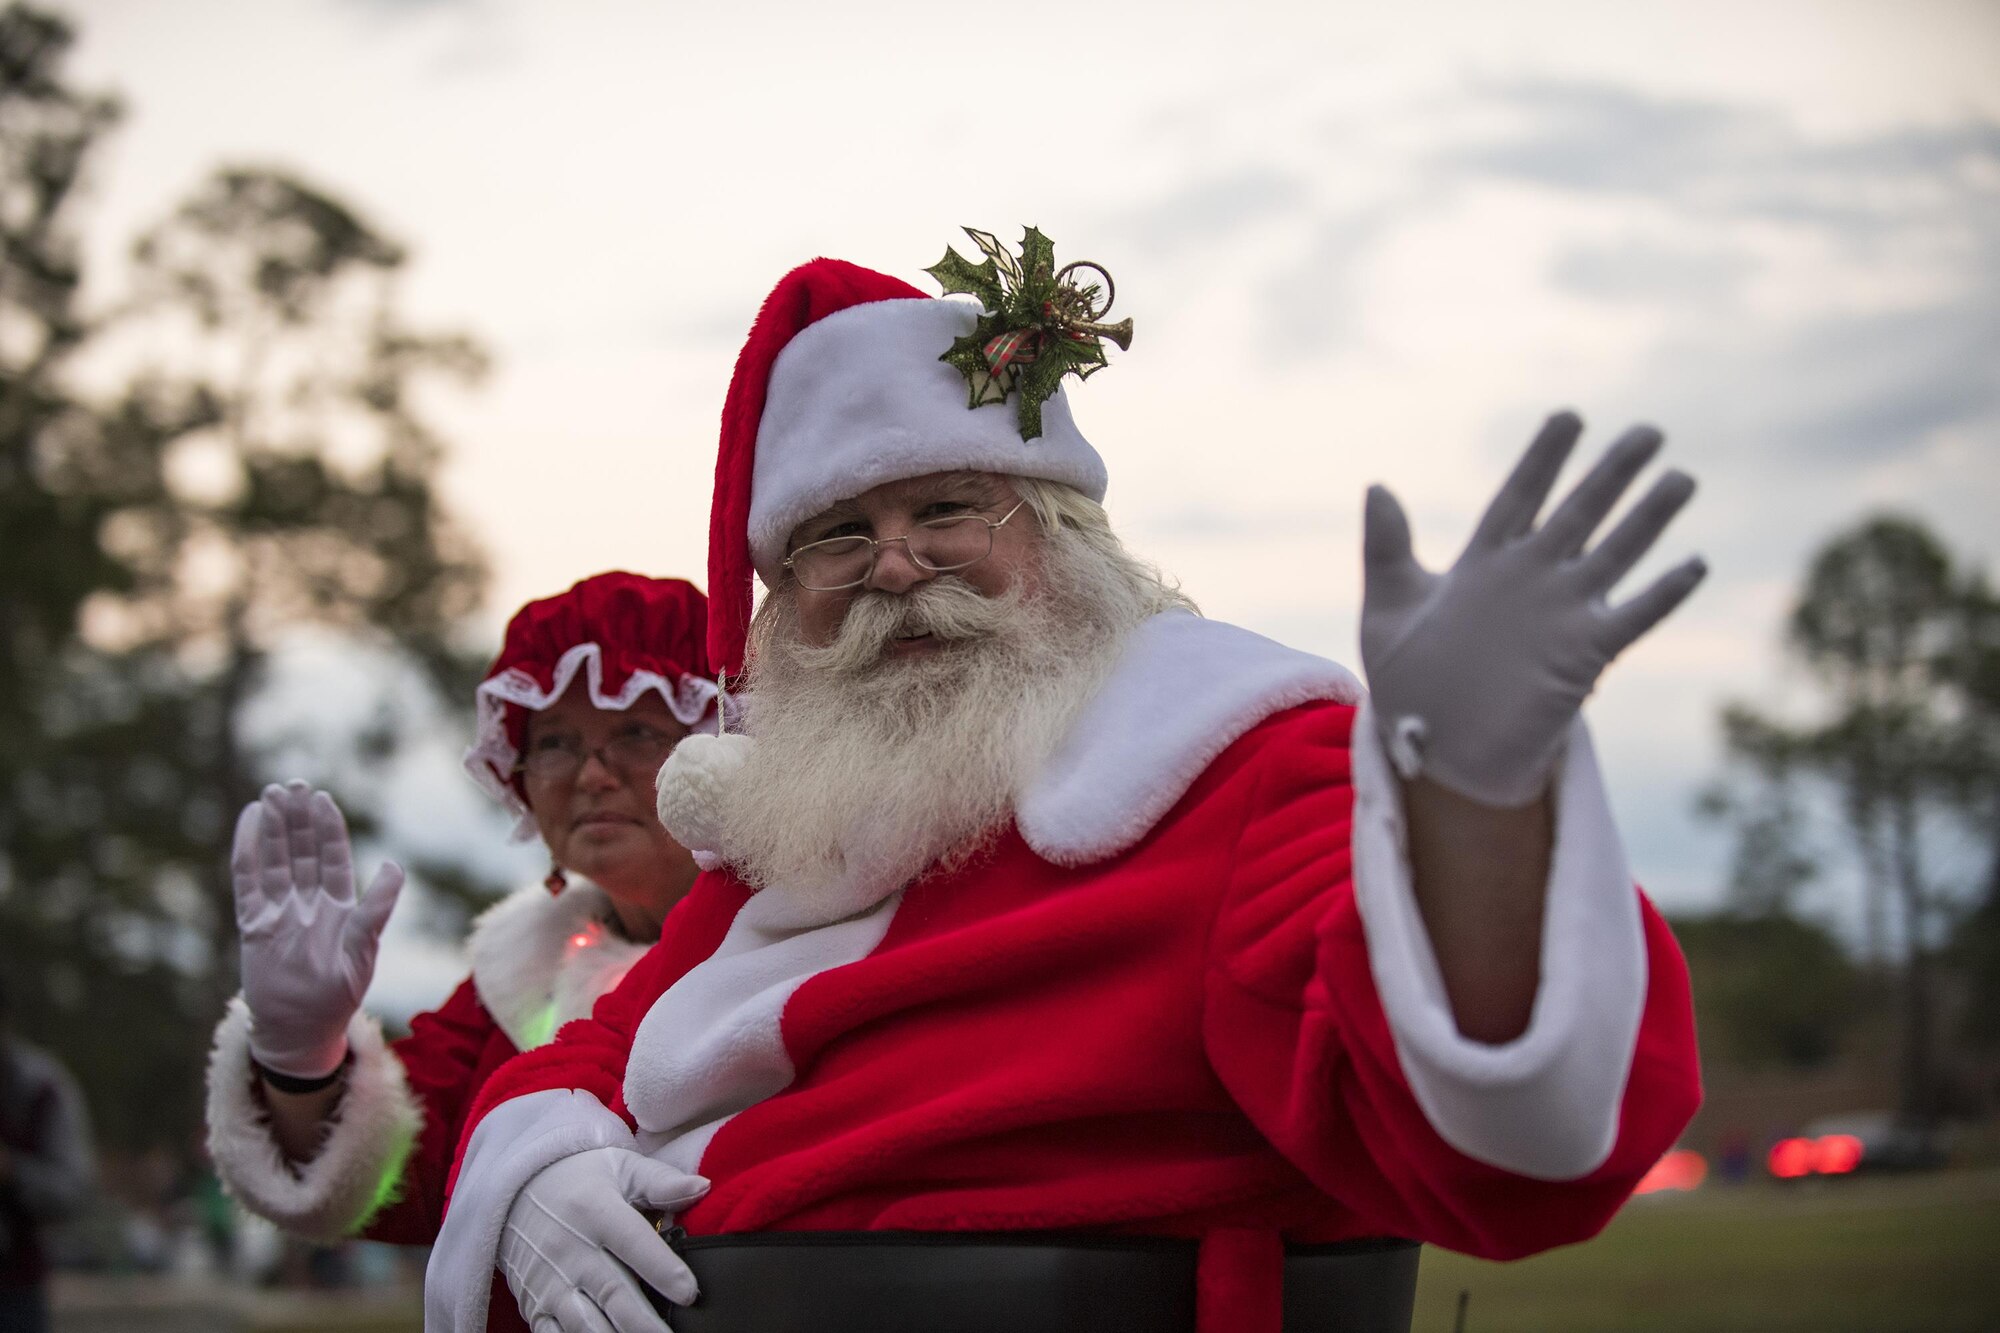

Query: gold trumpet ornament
[[925, 226, 1134, 440]]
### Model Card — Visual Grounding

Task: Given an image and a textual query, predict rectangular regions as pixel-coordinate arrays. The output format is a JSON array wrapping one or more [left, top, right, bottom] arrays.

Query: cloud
[[338, 0, 483, 15], [1255, 201, 1413, 357], [1550, 238, 1755, 305], [1136, 502, 1341, 541], [332, 0, 515, 77], [1110, 77, 1998, 368], [1111, 166, 1312, 253], [1752, 298, 2000, 459], [1453, 79, 2000, 464], [1454, 77, 2000, 236], [1445, 81, 1794, 204]]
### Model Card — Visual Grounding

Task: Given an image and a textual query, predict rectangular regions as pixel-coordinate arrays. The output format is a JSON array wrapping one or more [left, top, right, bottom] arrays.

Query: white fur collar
[[1015, 611, 1362, 865], [467, 879, 653, 1050]]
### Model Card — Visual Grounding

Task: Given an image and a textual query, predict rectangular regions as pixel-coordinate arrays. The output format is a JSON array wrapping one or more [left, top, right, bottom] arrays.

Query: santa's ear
[[656, 732, 755, 856]]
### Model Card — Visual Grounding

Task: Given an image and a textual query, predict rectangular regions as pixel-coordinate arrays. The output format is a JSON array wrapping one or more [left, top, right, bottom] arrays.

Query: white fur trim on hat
[[204, 997, 422, 1242], [749, 297, 1108, 579], [466, 879, 652, 1051], [463, 641, 721, 841]]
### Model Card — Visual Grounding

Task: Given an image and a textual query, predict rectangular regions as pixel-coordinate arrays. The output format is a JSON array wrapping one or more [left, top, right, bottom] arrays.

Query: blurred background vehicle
[[1767, 1112, 1950, 1180]]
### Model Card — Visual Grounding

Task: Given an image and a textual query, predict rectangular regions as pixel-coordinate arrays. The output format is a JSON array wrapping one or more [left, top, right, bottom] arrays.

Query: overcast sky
[[58, 0, 2000, 1015]]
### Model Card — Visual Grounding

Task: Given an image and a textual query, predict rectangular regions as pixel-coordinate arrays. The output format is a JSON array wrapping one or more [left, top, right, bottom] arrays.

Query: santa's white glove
[[498, 1147, 708, 1333], [231, 781, 404, 1079], [1360, 411, 1706, 806]]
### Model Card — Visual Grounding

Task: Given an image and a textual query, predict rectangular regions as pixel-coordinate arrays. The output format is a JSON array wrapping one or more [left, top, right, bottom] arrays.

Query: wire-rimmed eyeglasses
[[782, 500, 1028, 592], [512, 723, 683, 785]]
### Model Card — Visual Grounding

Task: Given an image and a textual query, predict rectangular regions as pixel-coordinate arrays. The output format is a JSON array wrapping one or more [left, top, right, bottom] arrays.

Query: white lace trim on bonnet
[[462, 641, 720, 840]]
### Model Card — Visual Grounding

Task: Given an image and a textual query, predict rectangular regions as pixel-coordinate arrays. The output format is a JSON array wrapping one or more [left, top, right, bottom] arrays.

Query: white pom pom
[[655, 732, 753, 854]]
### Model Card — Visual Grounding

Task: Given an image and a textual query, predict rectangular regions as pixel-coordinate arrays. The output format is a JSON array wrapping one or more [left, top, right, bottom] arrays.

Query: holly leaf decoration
[[1013, 352, 1066, 441], [924, 247, 1003, 308], [1018, 226, 1056, 286], [963, 228, 1025, 291], [925, 225, 1133, 440], [1061, 338, 1111, 380], [940, 332, 1010, 408]]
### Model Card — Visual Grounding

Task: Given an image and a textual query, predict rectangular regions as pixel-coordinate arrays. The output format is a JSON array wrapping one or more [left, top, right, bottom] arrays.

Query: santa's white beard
[[719, 534, 1151, 911]]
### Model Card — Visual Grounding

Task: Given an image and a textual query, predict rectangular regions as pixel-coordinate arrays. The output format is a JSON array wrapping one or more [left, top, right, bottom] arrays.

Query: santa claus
[[425, 237, 1706, 1333]]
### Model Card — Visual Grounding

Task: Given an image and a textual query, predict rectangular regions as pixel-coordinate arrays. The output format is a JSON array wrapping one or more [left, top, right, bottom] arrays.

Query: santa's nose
[[865, 540, 934, 595]]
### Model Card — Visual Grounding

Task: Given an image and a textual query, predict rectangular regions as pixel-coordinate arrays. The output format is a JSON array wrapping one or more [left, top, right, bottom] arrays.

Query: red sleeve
[[360, 979, 511, 1244], [1203, 703, 1702, 1259], [446, 875, 754, 1201]]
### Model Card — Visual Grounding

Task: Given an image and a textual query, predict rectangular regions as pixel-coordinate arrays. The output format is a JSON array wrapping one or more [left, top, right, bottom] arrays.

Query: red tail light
[[1635, 1148, 1708, 1194], [1768, 1137, 1814, 1178], [1813, 1133, 1864, 1175]]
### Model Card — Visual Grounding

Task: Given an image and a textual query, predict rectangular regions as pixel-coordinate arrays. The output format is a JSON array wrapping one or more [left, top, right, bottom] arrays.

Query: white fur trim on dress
[[749, 297, 1108, 580], [462, 641, 721, 841], [468, 879, 653, 1051], [424, 1089, 637, 1333], [1016, 611, 1363, 866], [204, 997, 422, 1242], [1348, 698, 1647, 1181]]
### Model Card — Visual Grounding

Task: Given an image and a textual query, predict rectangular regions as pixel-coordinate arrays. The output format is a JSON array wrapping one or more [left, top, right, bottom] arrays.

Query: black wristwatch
[[252, 1053, 350, 1094]]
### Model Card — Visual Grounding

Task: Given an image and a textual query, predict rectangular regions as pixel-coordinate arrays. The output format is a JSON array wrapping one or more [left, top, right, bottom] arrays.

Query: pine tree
[[1714, 516, 1994, 1121]]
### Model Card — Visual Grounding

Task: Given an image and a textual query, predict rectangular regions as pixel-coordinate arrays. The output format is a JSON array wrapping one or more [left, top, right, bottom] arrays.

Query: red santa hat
[[463, 572, 718, 839], [705, 258, 1110, 678]]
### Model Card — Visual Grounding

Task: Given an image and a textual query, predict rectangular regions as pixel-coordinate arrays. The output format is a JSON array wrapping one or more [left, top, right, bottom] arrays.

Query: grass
[[1411, 1169, 2000, 1332], [57, 1170, 2000, 1332]]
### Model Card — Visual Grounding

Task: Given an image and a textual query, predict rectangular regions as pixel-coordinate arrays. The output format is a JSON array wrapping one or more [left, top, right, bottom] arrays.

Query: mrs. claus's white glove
[[231, 781, 404, 1079], [498, 1147, 708, 1333], [1360, 411, 1706, 807]]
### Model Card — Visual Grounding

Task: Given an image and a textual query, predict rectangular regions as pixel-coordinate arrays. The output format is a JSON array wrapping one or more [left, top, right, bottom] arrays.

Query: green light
[[521, 1001, 560, 1049], [348, 1120, 417, 1234]]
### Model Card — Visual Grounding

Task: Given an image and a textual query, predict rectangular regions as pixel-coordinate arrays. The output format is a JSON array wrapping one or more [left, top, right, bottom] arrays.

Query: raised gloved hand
[[232, 780, 404, 1079], [1360, 411, 1706, 807], [498, 1147, 708, 1333]]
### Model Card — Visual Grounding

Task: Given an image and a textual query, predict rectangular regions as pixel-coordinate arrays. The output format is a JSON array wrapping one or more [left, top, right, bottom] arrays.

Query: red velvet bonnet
[[462, 571, 717, 838]]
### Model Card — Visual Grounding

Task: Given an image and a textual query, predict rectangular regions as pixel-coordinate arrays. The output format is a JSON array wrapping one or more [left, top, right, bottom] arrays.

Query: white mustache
[[793, 578, 1021, 677]]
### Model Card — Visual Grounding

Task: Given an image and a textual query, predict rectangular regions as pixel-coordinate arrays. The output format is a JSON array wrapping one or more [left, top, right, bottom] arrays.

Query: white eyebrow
[[790, 500, 866, 547], [808, 499, 866, 525], [905, 473, 1005, 505]]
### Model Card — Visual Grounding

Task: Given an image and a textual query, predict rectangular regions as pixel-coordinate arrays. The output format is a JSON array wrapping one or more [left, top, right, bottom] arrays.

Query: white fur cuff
[[1348, 699, 1648, 1181], [205, 996, 423, 1242]]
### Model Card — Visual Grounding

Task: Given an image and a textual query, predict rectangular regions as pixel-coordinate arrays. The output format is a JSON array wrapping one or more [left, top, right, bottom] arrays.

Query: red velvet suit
[[447, 701, 1700, 1332]]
